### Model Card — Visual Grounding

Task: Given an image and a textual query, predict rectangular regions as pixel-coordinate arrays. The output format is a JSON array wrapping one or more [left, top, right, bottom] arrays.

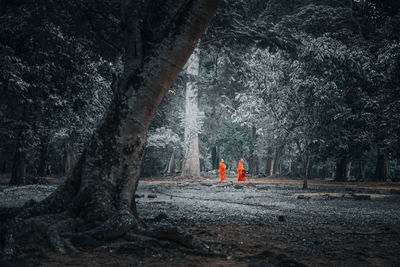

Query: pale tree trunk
[[6, 0, 221, 255], [182, 48, 201, 178], [273, 151, 280, 174], [346, 161, 352, 180], [166, 149, 176, 174], [269, 159, 274, 176]]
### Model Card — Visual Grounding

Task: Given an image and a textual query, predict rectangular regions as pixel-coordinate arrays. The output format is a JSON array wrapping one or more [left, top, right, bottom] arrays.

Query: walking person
[[219, 159, 226, 183], [237, 158, 246, 183]]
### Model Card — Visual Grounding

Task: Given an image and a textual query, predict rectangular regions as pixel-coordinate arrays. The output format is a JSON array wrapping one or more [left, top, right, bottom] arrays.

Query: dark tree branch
[[70, 0, 120, 51]]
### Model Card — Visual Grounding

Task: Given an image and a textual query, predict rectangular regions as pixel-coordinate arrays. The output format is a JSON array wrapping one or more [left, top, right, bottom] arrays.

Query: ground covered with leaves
[[1, 176, 400, 266]]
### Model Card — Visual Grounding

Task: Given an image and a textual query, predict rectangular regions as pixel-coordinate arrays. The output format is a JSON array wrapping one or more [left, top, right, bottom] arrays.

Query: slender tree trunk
[[37, 136, 50, 177], [249, 154, 258, 175], [346, 161, 352, 180], [375, 152, 388, 181], [166, 149, 176, 174], [269, 159, 274, 176], [288, 160, 292, 174], [273, 151, 280, 174], [248, 126, 258, 175], [303, 156, 312, 189], [182, 48, 201, 178], [356, 159, 364, 181], [65, 141, 77, 175], [9, 146, 26, 186], [211, 146, 218, 170], [335, 158, 347, 181]]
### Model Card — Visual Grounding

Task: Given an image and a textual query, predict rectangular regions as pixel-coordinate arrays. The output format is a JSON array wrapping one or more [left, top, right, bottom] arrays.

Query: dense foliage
[[1, 0, 399, 183]]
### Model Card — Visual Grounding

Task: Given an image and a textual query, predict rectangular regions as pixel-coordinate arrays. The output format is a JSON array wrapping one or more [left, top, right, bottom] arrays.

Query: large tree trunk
[[375, 152, 388, 181], [182, 47, 201, 178], [6, 0, 221, 255], [9, 145, 26, 186], [335, 158, 347, 181]]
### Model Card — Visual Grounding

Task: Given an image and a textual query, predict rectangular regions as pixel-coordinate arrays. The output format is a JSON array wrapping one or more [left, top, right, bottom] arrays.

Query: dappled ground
[[1, 175, 400, 266]]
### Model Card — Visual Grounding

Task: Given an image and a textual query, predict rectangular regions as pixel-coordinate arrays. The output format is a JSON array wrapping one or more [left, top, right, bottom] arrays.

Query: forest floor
[[1, 175, 400, 266]]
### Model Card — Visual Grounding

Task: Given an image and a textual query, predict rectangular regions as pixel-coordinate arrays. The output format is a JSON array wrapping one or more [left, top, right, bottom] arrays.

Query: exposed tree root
[[239, 249, 308, 267], [64, 209, 138, 241], [46, 218, 77, 253], [4, 213, 68, 256], [136, 225, 221, 256], [3, 213, 221, 260]]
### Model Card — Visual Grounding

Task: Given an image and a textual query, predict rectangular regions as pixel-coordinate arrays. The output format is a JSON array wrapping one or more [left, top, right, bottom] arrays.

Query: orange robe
[[237, 160, 246, 181], [219, 161, 226, 181]]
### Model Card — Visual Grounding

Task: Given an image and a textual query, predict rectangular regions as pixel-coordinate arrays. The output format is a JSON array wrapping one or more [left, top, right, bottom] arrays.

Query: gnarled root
[[136, 225, 221, 256], [3, 212, 70, 255], [3, 207, 220, 259], [65, 209, 138, 241]]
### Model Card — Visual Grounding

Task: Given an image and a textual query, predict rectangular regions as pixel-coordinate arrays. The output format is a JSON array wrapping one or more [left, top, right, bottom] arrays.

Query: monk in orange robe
[[219, 159, 226, 183], [237, 158, 246, 183]]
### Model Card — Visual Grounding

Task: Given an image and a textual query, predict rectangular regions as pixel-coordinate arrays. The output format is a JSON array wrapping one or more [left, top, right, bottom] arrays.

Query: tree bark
[[9, 145, 26, 186], [182, 48, 201, 178], [335, 158, 347, 181], [14, 0, 221, 239]]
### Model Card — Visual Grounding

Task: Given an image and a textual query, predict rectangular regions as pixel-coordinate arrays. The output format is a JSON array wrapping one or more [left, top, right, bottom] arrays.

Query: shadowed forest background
[[1, 0, 399, 185], [1, 0, 400, 266]]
